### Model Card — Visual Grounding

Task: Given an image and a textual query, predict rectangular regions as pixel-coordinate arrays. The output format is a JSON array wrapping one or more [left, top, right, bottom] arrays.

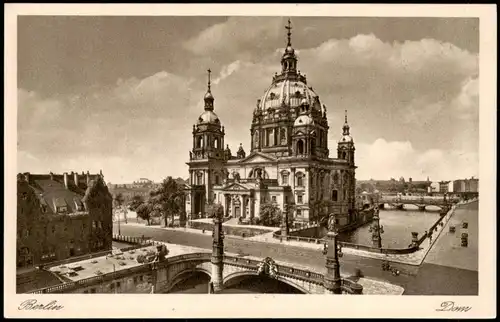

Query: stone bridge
[[155, 252, 361, 294], [379, 195, 456, 211]]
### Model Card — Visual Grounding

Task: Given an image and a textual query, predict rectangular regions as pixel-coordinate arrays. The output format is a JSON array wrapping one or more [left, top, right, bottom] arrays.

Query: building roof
[[18, 172, 104, 215]]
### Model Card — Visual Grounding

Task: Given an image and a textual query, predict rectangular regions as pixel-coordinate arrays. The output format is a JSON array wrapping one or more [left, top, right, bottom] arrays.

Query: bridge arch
[[164, 267, 212, 293], [223, 271, 309, 294]]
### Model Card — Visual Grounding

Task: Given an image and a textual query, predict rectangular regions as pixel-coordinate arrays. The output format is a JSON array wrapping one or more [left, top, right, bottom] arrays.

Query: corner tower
[[187, 69, 226, 219], [337, 110, 355, 165]]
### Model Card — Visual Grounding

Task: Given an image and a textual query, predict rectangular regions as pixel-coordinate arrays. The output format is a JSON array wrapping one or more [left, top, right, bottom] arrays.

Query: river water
[[169, 272, 302, 294], [338, 206, 442, 248]]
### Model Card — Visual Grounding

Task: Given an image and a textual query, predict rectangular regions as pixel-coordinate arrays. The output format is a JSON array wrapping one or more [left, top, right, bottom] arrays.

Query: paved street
[[114, 223, 417, 289], [113, 200, 479, 295]]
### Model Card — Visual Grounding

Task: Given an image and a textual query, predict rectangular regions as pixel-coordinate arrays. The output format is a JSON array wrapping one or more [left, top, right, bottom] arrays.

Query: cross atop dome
[[285, 18, 292, 47], [204, 68, 214, 111], [343, 110, 350, 135], [207, 68, 212, 92]]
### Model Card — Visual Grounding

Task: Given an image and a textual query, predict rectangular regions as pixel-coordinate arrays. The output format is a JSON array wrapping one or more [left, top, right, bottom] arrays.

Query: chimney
[[74, 171, 79, 187], [23, 172, 30, 183], [86, 171, 90, 185], [63, 172, 69, 189], [49, 172, 54, 180]]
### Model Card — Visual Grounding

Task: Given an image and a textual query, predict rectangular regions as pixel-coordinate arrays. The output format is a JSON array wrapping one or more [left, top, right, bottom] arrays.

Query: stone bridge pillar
[[210, 207, 224, 293], [323, 215, 342, 294], [369, 207, 383, 248]]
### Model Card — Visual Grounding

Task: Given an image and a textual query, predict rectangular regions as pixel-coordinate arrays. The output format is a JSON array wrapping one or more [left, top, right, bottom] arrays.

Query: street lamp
[[323, 214, 343, 294]]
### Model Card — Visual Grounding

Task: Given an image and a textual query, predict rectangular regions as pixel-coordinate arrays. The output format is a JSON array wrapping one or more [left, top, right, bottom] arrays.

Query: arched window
[[282, 172, 289, 185], [311, 139, 316, 154], [280, 128, 286, 145], [331, 190, 338, 201], [342, 151, 346, 159], [254, 131, 259, 148], [268, 129, 274, 146], [197, 172, 203, 185], [196, 136, 203, 148], [215, 174, 220, 185], [297, 173, 304, 187], [297, 140, 304, 154], [214, 138, 219, 149]]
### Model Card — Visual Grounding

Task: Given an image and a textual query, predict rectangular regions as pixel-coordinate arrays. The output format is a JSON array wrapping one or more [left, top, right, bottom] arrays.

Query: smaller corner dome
[[340, 134, 353, 143], [197, 110, 220, 125], [294, 115, 314, 127]]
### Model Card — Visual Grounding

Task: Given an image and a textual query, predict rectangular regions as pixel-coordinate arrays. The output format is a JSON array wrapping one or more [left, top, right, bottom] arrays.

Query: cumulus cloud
[[355, 138, 478, 181], [17, 28, 479, 184], [17, 71, 201, 181], [183, 17, 286, 60]]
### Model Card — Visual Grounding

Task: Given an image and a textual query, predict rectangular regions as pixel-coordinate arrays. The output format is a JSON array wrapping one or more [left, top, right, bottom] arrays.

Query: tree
[[128, 195, 145, 212], [136, 202, 153, 226], [113, 193, 127, 223], [259, 203, 285, 227], [149, 177, 184, 228]]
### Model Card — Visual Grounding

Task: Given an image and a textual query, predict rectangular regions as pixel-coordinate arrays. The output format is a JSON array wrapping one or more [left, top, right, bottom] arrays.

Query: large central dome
[[257, 76, 323, 112]]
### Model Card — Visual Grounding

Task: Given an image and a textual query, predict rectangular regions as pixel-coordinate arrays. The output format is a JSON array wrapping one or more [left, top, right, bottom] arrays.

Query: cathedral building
[[185, 20, 357, 227]]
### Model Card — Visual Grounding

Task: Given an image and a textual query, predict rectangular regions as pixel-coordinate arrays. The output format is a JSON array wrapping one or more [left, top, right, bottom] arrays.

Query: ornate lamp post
[[368, 206, 384, 248], [323, 214, 343, 294], [281, 203, 290, 239], [210, 205, 225, 293]]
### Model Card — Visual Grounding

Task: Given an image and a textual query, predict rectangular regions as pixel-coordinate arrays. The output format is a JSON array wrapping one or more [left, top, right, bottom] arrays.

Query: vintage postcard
[[4, 3, 497, 319]]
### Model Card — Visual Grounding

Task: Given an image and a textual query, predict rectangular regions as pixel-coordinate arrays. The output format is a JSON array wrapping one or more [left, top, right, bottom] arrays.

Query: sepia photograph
[[4, 3, 497, 319]]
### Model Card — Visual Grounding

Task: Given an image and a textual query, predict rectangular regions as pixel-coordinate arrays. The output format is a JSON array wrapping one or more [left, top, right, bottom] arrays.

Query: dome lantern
[[204, 68, 214, 111], [281, 19, 298, 74]]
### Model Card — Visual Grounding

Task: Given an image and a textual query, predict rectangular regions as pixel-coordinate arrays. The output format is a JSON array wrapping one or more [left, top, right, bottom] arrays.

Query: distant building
[[16, 171, 113, 270], [453, 177, 479, 194], [438, 181, 451, 193]]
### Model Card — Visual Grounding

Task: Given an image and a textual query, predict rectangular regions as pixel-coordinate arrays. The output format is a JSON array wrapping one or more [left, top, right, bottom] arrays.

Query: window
[[331, 190, 338, 202], [344, 189, 347, 201], [92, 221, 97, 229], [282, 173, 289, 185], [285, 196, 288, 204], [272, 196, 277, 203], [296, 209, 302, 217], [296, 140, 304, 154], [297, 195, 303, 204], [297, 173, 304, 187], [197, 173, 203, 185], [215, 175, 220, 185], [51, 225, 56, 234], [117, 282, 121, 288]]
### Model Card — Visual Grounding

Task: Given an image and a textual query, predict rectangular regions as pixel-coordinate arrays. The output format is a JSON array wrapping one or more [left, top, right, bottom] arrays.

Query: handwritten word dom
[[18, 299, 64, 311], [436, 301, 472, 313]]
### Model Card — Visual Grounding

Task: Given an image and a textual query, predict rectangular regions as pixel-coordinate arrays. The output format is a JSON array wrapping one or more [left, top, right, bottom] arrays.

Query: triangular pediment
[[222, 182, 251, 191], [238, 152, 277, 164]]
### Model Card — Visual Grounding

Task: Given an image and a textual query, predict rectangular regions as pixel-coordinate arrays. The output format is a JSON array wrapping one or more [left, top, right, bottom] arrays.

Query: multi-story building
[[16, 171, 113, 270], [185, 20, 359, 227], [438, 181, 451, 193]]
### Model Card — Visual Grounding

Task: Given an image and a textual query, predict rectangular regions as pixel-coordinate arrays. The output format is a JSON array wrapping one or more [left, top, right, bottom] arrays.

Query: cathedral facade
[[185, 21, 357, 227]]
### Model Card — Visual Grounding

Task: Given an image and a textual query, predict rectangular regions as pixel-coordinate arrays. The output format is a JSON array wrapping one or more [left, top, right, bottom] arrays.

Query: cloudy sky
[[17, 16, 479, 183]]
